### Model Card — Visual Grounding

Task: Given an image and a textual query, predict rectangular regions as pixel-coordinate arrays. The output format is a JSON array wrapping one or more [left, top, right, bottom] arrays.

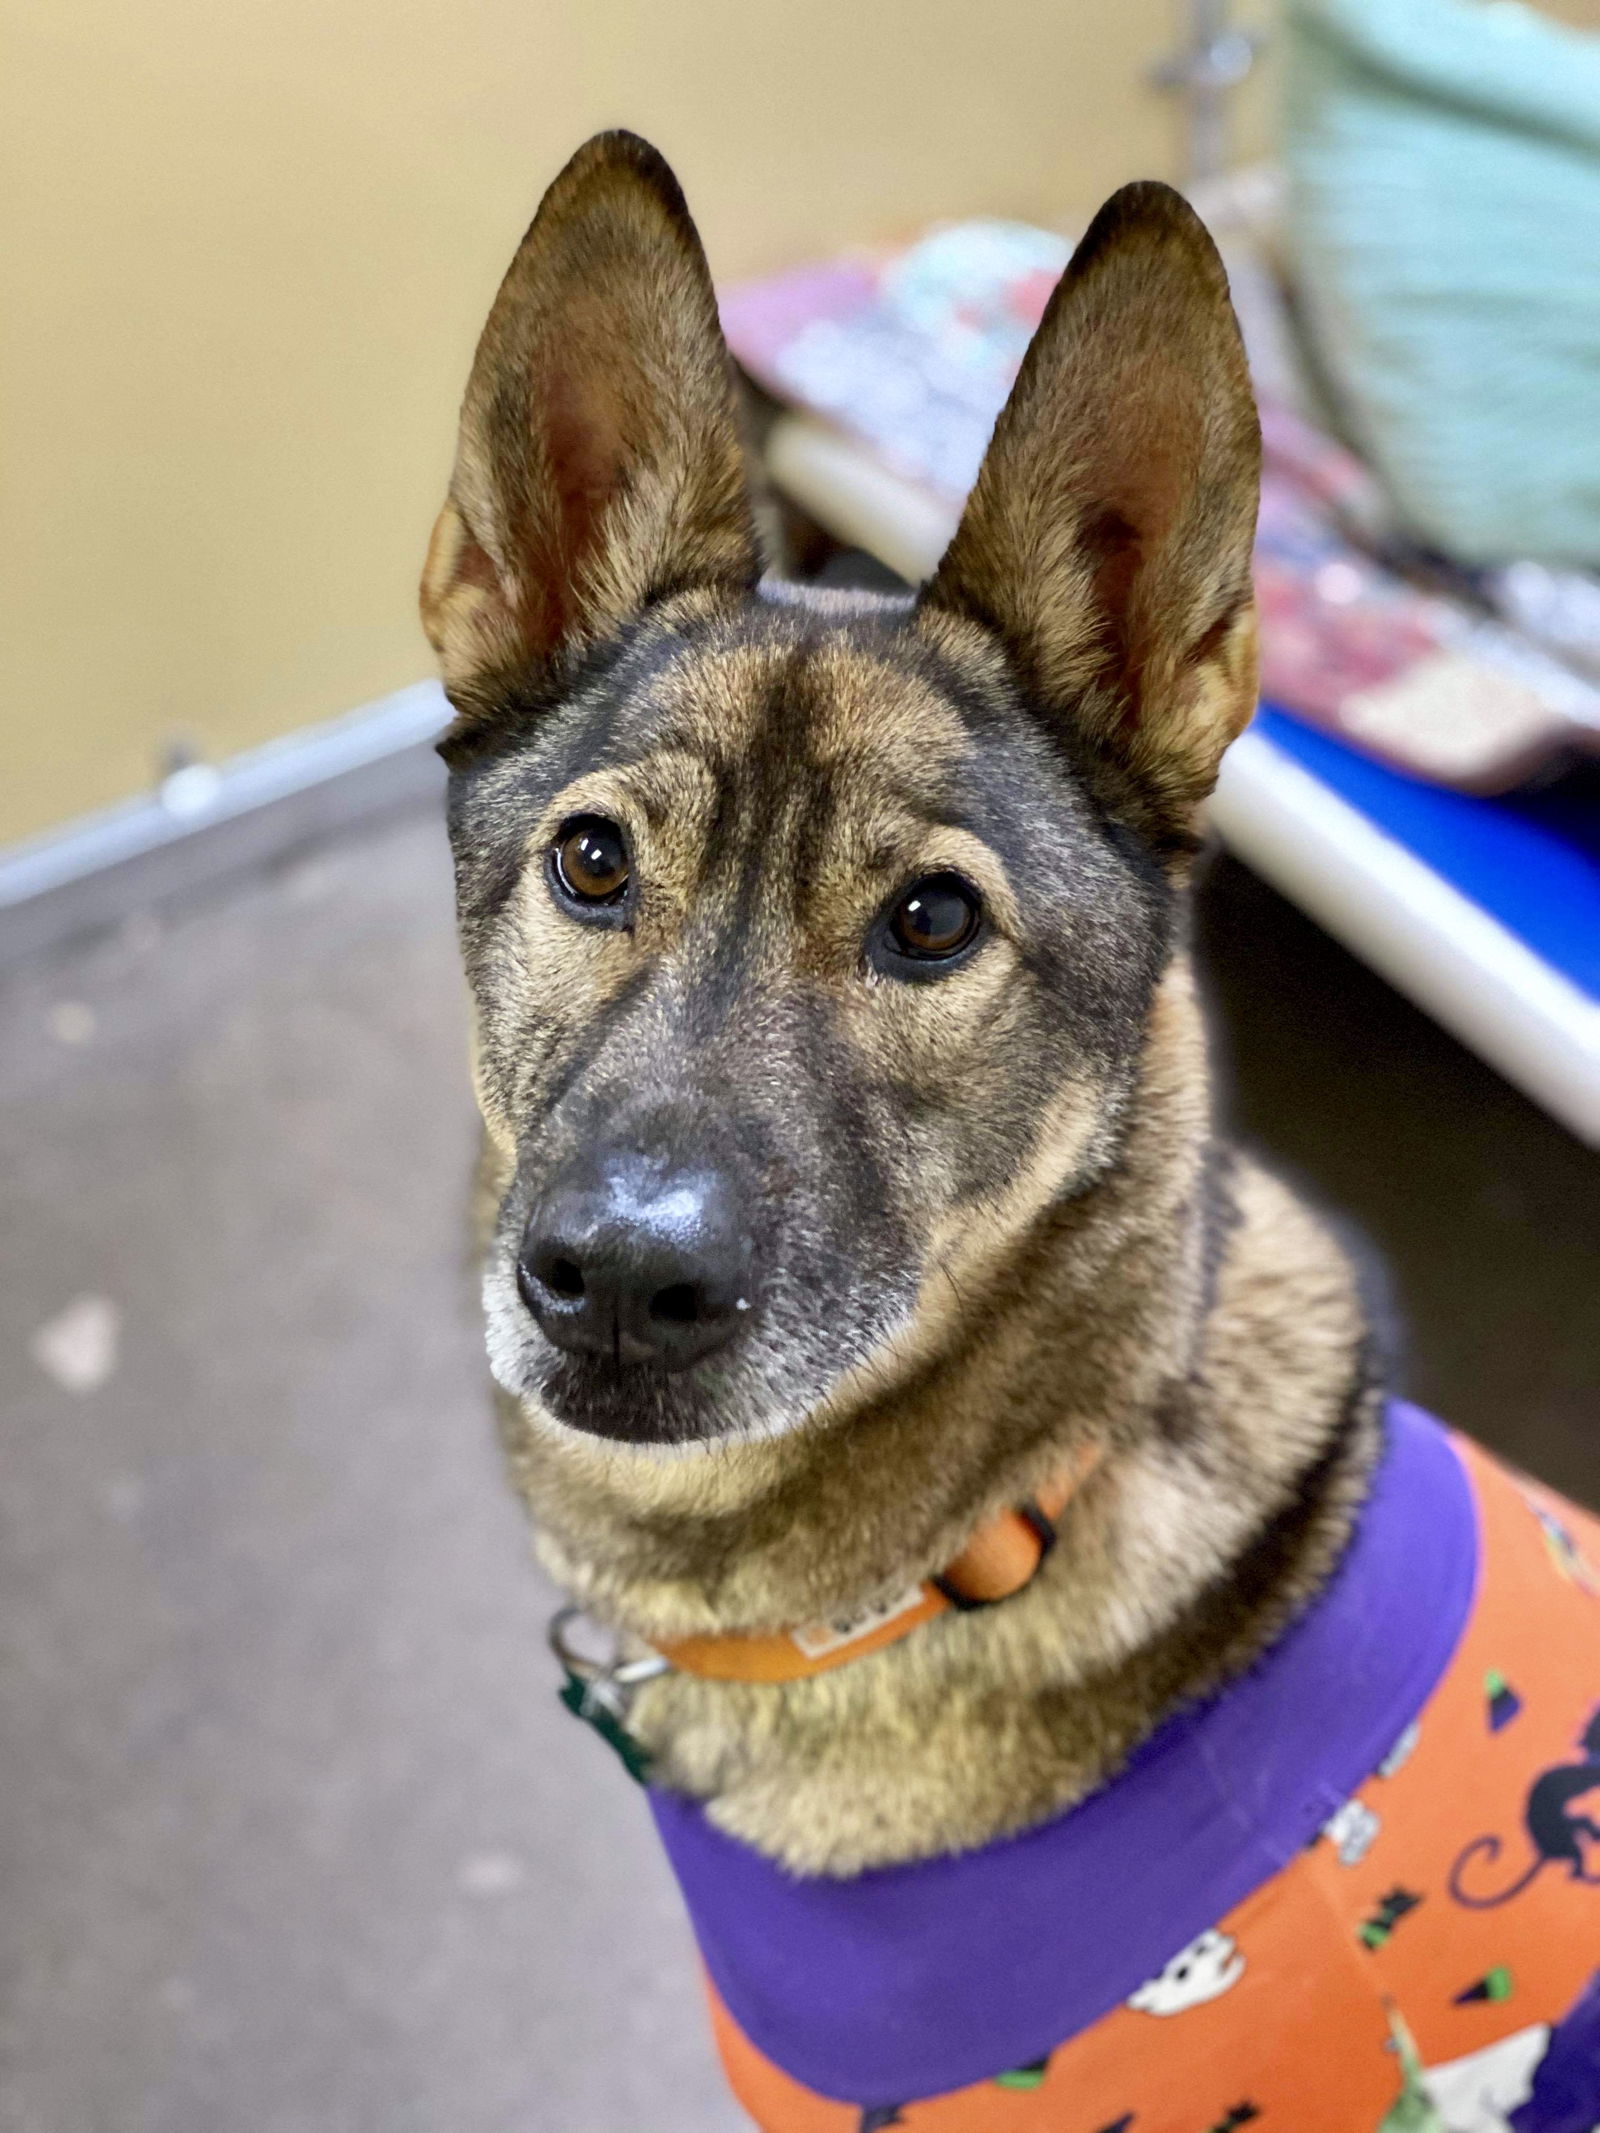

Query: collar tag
[[790, 1583, 930, 1660]]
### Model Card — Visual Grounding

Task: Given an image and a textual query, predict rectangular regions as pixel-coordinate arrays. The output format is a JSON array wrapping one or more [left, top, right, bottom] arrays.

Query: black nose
[[516, 1151, 754, 1372]]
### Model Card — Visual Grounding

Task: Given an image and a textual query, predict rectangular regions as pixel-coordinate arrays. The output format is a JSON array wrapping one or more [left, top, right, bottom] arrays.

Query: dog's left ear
[[921, 182, 1260, 847], [421, 131, 761, 747]]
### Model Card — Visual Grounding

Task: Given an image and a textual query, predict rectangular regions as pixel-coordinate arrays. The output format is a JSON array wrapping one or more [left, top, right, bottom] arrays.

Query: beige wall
[[3, 0, 1269, 846]]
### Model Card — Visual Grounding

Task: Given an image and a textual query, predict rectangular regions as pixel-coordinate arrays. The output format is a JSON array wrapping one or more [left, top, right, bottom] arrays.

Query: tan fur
[[428, 137, 1380, 1881], [494, 960, 1374, 1873]]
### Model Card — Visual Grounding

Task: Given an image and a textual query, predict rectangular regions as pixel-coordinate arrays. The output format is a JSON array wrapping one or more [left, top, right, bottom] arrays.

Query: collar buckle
[[932, 1496, 1059, 1611]]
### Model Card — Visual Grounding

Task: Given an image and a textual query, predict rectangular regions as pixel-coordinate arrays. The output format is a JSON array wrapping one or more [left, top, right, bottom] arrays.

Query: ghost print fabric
[[702, 1435, 1600, 2133]]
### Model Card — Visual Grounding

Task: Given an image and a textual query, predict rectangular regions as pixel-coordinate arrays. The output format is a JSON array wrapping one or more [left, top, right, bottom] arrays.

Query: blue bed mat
[[1255, 705, 1600, 1002]]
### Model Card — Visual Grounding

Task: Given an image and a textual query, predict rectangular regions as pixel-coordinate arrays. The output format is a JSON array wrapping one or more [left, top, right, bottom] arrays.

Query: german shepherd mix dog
[[422, 135, 1600, 2132]]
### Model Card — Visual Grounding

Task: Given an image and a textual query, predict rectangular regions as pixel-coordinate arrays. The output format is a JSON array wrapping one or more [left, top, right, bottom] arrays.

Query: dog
[[420, 132, 1600, 2133]]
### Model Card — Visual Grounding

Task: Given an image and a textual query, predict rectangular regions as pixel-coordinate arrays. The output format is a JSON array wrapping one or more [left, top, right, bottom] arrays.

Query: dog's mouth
[[483, 1224, 918, 1450], [485, 1253, 804, 1447], [527, 1341, 762, 1447]]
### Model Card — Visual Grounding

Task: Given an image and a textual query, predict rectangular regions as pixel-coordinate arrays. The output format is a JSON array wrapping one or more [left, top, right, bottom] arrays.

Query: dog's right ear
[[421, 132, 761, 753]]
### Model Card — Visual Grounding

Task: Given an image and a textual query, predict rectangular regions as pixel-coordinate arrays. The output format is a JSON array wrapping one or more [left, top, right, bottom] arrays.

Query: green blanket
[[1285, 0, 1600, 567]]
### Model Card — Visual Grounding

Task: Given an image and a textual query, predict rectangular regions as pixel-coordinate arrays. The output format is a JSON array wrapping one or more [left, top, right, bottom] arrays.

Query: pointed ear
[[420, 132, 761, 746], [920, 182, 1260, 846]]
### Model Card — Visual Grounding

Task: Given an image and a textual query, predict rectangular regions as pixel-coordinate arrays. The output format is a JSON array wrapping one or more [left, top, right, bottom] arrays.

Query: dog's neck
[[494, 956, 1381, 1874]]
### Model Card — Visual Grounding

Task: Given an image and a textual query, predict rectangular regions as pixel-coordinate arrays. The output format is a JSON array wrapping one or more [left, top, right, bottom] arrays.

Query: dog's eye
[[884, 873, 982, 965], [552, 816, 630, 907]]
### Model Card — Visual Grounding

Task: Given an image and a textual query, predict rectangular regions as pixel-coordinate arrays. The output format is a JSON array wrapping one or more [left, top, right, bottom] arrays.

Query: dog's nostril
[[545, 1256, 586, 1300], [649, 1282, 700, 1326]]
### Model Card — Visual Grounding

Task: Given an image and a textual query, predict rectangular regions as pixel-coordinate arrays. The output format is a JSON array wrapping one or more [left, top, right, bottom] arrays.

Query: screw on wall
[[156, 737, 224, 820]]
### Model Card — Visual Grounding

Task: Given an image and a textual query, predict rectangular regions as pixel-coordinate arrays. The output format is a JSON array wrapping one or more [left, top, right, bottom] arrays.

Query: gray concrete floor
[[1, 802, 1595, 2133], [0, 814, 745, 2133]]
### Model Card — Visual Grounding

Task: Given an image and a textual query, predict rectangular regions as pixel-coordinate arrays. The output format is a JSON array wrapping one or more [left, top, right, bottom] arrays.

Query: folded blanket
[[1284, 0, 1600, 568]]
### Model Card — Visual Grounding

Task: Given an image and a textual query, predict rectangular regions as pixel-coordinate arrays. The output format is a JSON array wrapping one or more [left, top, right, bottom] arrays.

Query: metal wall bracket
[[1151, 3, 1264, 185]]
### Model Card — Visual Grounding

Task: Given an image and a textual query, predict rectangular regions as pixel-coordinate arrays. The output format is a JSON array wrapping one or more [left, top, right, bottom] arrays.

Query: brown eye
[[886, 873, 982, 964], [552, 815, 630, 907]]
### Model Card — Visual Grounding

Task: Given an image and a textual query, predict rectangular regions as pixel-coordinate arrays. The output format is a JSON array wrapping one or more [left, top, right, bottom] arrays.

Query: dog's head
[[423, 133, 1259, 1450]]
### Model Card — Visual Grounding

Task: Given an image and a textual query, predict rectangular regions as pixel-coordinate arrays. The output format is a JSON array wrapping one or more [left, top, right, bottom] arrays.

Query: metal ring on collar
[[548, 1603, 672, 1699]]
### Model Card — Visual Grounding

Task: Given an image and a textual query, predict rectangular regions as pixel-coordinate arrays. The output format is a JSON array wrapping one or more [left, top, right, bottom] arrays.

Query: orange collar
[[651, 1443, 1103, 1685]]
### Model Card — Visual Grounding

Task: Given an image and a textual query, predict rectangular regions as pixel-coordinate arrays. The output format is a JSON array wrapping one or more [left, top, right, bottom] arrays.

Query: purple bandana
[[649, 1402, 1477, 2103]]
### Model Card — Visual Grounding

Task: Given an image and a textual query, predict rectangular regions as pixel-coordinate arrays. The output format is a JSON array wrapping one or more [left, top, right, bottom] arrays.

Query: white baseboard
[[0, 682, 449, 967]]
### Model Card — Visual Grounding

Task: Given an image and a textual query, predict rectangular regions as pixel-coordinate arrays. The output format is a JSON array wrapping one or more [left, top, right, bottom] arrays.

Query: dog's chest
[[652, 1410, 1600, 2130]]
